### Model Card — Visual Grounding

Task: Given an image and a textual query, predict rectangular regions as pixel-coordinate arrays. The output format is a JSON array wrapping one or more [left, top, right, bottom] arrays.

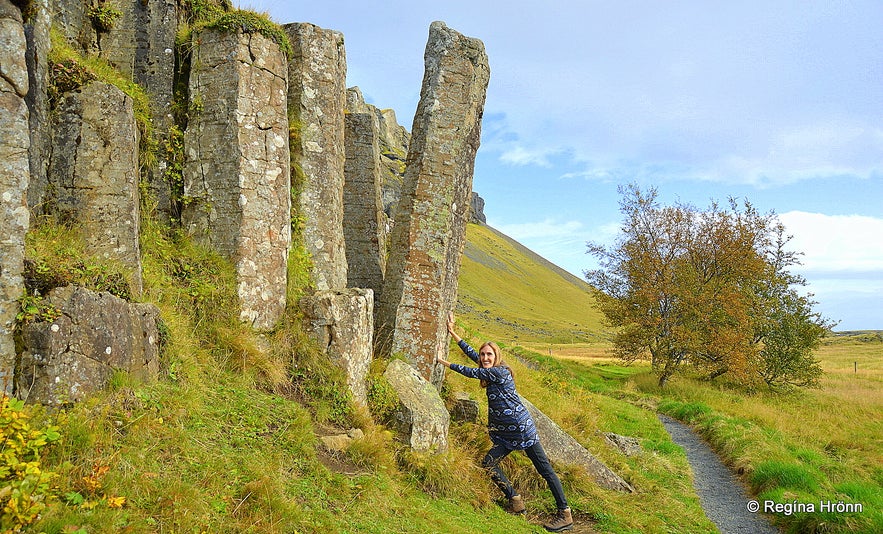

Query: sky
[[237, 1, 883, 331]]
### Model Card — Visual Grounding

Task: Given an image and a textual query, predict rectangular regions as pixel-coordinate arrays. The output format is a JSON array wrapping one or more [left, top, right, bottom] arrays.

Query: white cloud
[[497, 146, 556, 167], [779, 211, 883, 273]]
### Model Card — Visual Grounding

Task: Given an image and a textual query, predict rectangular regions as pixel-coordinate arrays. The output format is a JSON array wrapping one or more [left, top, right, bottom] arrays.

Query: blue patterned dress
[[449, 340, 539, 450]]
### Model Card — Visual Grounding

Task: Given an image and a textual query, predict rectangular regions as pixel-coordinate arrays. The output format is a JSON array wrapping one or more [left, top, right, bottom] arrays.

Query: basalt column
[[285, 23, 348, 290], [344, 112, 387, 299], [183, 28, 291, 330], [99, 0, 178, 220], [376, 22, 490, 387], [0, 0, 31, 394], [49, 82, 143, 294]]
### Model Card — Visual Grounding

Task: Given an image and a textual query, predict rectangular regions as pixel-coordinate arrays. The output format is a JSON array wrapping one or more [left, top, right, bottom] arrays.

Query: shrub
[[0, 396, 60, 532], [88, 2, 122, 32], [47, 59, 96, 109]]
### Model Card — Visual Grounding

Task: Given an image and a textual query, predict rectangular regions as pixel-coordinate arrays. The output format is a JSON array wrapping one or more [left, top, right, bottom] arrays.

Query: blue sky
[[238, 1, 883, 331]]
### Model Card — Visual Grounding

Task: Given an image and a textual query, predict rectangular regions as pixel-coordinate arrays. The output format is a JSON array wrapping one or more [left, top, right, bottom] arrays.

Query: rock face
[[17, 286, 161, 406], [286, 22, 348, 291], [345, 86, 409, 237], [23, 0, 50, 218], [376, 21, 490, 388], [521, 397, 635, 493], [470, 192, 486, 224], [383, 358, 450, 453], [0, 0, 30, 395], [299, 288, 374, 406], [49, 81, 143, 294], [603, 432, 642, 457], [183, 28, 291, 330], [99, 0, 178, 219], [450, 391, 480, 423], [48, 0, 95, 51], [344, 112, 387, 298]]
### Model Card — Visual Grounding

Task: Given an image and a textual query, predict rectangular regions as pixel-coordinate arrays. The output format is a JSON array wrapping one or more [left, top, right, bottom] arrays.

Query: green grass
[[18, 215, 882, 533], [458, 223, 607, 344]]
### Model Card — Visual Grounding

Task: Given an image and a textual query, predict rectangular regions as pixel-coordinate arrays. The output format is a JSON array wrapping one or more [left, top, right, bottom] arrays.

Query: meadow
[[507, 333, 883, 533]]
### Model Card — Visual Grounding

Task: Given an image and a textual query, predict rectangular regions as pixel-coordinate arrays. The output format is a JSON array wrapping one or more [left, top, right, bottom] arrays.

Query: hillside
[[457, 223, 607, 344]]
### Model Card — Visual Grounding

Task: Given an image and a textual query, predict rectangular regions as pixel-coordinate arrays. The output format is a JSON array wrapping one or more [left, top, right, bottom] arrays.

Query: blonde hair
[[478, 341, 514, 388]]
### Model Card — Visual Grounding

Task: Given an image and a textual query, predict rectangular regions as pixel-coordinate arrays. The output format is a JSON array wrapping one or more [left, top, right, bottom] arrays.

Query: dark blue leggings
[[482, 441, 568, 510]]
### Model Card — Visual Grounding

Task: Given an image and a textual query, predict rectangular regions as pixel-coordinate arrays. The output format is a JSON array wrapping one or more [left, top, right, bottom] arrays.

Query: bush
[[0, 396, 60, 532]]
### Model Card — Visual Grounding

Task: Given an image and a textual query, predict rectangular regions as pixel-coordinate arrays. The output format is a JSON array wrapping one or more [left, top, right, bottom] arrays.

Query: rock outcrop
[[183, 27, 291, 330], [345, 86, 410, 220], [376, 21, 490, 388], [23, 0, 50, 217], [17, 285, 161, 406], [49, 81, 143, 294], [100, 0, 178, 219], [344, 111, 387, 299], [522, 397, 635, 492], [450, 391, 480, 423], [299, 288, 374, 406], [286, 22, 348, 291], [470, 192, 486, 224], [1, 0, 32, 394], [383, 358, 450, 453]]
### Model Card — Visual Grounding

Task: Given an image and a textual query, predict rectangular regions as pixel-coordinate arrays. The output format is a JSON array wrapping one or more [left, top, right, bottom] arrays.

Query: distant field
[[517, 342, 618, 363], [457, 222, 881, 532], [582, 333, 883, 533]]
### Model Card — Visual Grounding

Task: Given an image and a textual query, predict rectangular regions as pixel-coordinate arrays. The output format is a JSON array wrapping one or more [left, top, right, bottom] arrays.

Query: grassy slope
[[24, 221, 881, 533], [457, 223, 607, 344]]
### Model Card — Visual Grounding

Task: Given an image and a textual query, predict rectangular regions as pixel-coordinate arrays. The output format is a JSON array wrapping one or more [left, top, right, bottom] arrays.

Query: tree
[[751, 223, 836, 389], [586, 184, 833, 388]]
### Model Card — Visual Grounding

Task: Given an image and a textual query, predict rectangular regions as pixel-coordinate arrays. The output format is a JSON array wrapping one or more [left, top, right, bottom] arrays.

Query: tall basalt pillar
[[344, 112, 387, 298], [24, 0, 50, 218], [100, 0, 178, 220], [183, 28, 291, 330], [376, 22, 490, 387], [285, 23, 348, 291], [50, 82, 143, 295], [0, 0, 31, 394]]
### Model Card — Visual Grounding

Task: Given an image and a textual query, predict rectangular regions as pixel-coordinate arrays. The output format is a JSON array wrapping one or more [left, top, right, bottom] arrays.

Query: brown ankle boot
[[543, 507, 573, 532], [507, 494, 526, 514]]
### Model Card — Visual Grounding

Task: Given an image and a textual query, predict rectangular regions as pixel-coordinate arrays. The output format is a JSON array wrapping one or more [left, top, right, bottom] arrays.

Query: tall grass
[[633, 334, 883, 533], [25, 220, 550, 533]]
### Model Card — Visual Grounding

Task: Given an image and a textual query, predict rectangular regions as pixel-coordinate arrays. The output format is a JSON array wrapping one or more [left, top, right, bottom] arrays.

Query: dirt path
[[659, 414, 779, 534]]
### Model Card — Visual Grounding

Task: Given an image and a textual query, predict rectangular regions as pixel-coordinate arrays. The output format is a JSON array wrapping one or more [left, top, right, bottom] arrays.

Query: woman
[[436, 313, 573, 532]]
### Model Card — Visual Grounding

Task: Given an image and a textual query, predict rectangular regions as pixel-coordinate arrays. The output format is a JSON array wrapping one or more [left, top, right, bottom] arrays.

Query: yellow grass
[[517, 342, 620, 364]]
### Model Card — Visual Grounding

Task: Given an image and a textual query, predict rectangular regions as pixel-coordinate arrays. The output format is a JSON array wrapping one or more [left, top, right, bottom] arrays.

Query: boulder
[[300, 288, 374, 406], [521, 396, 635, 492], [603, 432, 642, 457], [383, 359, 450, 453], [17, 285, 161, 406], [450, 391, 480, 423]]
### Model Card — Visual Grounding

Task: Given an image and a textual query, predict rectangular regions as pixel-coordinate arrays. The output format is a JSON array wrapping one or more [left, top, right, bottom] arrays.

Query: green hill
[[457, 223, 607, 344]]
